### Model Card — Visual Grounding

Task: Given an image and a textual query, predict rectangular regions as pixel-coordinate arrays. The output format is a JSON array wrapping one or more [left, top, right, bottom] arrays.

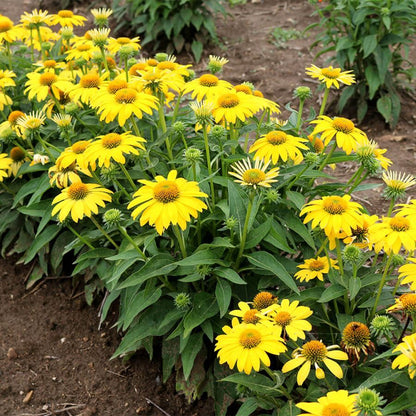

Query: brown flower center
[[235, 84, 252, 95], [77, 44, 92, 52], [43, 60, 57, 68], [39, 72, 58, 86], [322, 403, 349, 416], [322, 196, 348, 215], [8, 111, 24, 125], [390, 216, 410, 232], [253, 292, 276, 310], [71, 141, 89, 154], [147, 58, 158, 67], [302, 340, 327, 363], [157, 61, 176, 71], [107, 79, 128, 94], [242, 168, 266, 185], [321, 68, 341, 79], [80, 73, 100, 88], [58, 10, 74, 18], [332, 117, 354, 134], [129, 63, 147, 75], [153, 180, 180, 203], [266, 131, 287, 145], [10, 147, 26, 162], [0, 16, 13, 32], [342, 322, 370, 347], [115, 88, 137, 104], [101, 133, 122, 149], [218, 93, 239, 108], [274, 311, 292, 327], [199, 74, 219, 87], [67, 182, 88, 200], [242, 309, 260, 324], [309, 259, 325, 271], [239, 328, 262, 349]]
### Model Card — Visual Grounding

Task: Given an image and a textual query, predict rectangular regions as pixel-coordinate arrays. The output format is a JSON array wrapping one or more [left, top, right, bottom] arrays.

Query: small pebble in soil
[[60, 337, 66, 343], [22, 390, 33, 404], [7, 347, 18, 360]]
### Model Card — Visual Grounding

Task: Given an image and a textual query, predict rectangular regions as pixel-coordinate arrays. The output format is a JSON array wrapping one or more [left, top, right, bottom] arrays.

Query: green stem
[[319, 87, 330, 116], [36, 134, 55, 162], [118, 162, 137, 191], [67, 224, 95, 249], [371, 254, 393, 320], [100, 46, 110, 74], [235, 191, 255, 269], [124, 57, 129, 82], [129, 115, 142, 137], [90, 216, 119, 249], [286, 164, 309, 191], [335, 239, 344, 275], [203, 123, 216, 208], [318, 141, 337, 172], [0, 182, 15, 195], [387, 198, 396, 216], [345, 165, 364, 189], [348, 171, 369, 194], [113, 178, 132, 200], [173, 225, 187, 258], [35, 26, 44, 60], [295, 98, 305, 134], [171, 92, 183, 124], [117, 225, 147, 261]]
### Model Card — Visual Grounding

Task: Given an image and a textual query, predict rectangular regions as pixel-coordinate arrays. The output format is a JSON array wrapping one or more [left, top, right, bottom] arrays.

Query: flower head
[[182, 74, 232, 101], [354, 388, 385, 416], [282, 340, 348, 385], [341, 322, 375, 363], [207, 55, 229, 74], [295, 256, 338, 282], [252, 291, 277, 310], [306, 64, 355, 89], [16, 111, 46, 133], [91, 8, 113, 27], [215, 318, 286, 374], [382, 171, 416, 200], [50, 10, 87, 28], [230, 301, 262, 325], [0, 153, 12, 182], [392, 333, 416, 379], [387, 293, 416, 315], [398, 258, 416, 291], [52, 181, 112, 222], [127, 170, 208, 234], [229, 158, 279, 189]]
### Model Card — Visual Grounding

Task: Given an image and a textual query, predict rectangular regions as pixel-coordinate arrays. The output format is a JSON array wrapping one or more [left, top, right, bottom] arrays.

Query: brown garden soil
[[0, 0, 416, 415]]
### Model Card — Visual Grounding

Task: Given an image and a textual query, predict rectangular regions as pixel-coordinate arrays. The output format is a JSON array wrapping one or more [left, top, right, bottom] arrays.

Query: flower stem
[[173, 225, 187, 258], [117, 225, 147, 261], [118, 162, 137, 192], [67, 224, 95, 249], [90, 216, 119, 249], [203, 123, 216, 208], [371, 254, 393, 320], [319, 87, 330, 116], [295, 98, 305, 134], [235, 191, 255, 269]]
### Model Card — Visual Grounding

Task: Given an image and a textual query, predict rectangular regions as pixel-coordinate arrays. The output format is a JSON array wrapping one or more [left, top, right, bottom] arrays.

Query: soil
[[0, 0, 416, 415]]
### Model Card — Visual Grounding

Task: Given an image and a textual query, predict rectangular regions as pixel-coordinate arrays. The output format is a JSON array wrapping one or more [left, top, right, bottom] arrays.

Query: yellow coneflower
[[207, 55, 229, 74], [48, 162, 90, 188], [229, 157, 279, 189], [107, 36, 141, 54], [68, 71, 107, 105], [306, 64, 355, 89], [91, 8, 113, 27], [341, 322, 375, 363], [65, 40, 99, 62], [52, 181, 112, 222], [0, 70, 16, 89], [56, 140, 93, 171], [0, 92, 13, 111], [16, 111, 46, 132], [182, 73, 232, 101], [398, 258, 416, 291], [24, 71, 73, 102], [229, 301, 262, 325], [0, 153, 13, 181], [338, 213, 379, 249], [215, 317, 286, 374], [89, 28, 111, 48], [387, 293, 416, 316], [0, 15, 24, 43], [127, 170, 208, 235], [392, 333, 416, 379], [355, 139, 392, 171], [51, 113, 72, 129], [295, 256, 338, 282], [20, 9, 52, 28], [282, 340, 348, 385], [50, 10, 87, 28], [8, 146, 28, 177], [382, 171, 416, 200]]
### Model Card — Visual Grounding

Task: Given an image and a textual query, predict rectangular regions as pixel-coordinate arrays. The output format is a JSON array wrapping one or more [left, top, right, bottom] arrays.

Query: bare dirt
[[1, 0, 416, 415]]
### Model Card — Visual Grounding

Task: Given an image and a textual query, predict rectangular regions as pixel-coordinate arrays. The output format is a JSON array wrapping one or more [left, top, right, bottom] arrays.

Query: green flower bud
[[370, 314, 395, 338], [304, 151, 320, 166], [118, 45, 135, 60], [41, 42, 51, 51], [127, 58, 137, 69], [75, 57, 87, 67], [342, 244, 362, 264], [100, 163, 119, 184], [0, 127, 15, 143], [155, 52, 168, 62], [174, 292, 192, 310], [196, 264, 212, 278], [184, 147, 202, 164], [391, 253, 406, 267], [293, 86, 312, 100], [264, 189, 280, 203], [103, 208, 123, 227], [355, 388, 385, 416], [225, 216, 238, 230], [173, 121, 185, 136], [209, 125, 226, 142], [183, 69, 195, 82], [60, 26, 74, 40]]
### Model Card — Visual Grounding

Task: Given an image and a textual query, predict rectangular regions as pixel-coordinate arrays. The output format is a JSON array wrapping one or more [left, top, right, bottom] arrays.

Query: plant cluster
[[0, 7, 416, 416], [307, 0, 416, 128], [112, 0, 226, 62]]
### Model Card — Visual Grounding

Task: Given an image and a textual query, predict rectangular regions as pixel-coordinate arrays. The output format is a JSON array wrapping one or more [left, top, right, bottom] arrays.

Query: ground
[[1, 0, 416, 414]]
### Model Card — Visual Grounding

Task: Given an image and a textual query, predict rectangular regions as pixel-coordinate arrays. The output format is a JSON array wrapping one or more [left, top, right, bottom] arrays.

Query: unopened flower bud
[[225, 216, 238, 230], [155, 52, 168, 62], [294, 86, 312, 100], [183, 69, 195, 82], [118, 45, 135, 60], [355, 388, 385, 416], [103, 208, 123, 227], [304, 151, 320, 166], [209, 125, 226, 142], [342, 244, 362, 264], [370, 314, 395, 337], [265, 189, 280, 203], [174, 292, 191, 310], [184, 147, 202, 164]]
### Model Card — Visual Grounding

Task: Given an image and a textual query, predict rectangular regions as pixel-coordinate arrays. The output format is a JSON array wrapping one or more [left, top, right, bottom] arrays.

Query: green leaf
[[214, 267, 247, 285], [318, 284, 346, 303], [75, 248, 116, 263], [24, 224, 60, 264], [245, 216, 272, 249], [365, 65, 380, 99], [286, 191, 305, 211], [236, 398, 258, 416], [348, 277, 361, 300], [280, 212, 315, 250], [181, 332, 203, 380], [374, 45, 392, 83], [246, 251, 299, 294], [377, 95, 392, 124], [215, 279, 232, 318], [183, 292, 219, 338], [383, 390, 416, 415], [228, 179, 246, 238], [362, 34, 378, 58], [162, 338, 180, 383], [175, 248, 228, 267], [221, 373, 274, 393], [356, 368, 402, 391], [191, 39, 203, 62]]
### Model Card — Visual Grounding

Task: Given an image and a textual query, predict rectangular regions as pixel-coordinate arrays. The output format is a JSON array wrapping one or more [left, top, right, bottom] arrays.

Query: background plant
[[307, 0, 416, 128]]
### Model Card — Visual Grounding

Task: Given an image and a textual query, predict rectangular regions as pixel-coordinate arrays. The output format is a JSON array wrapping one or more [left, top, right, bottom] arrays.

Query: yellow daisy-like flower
[[338, 213, 379, 249], [52, 181, 112, 222], [398, 258, 416, 291], [249, 130, 308, 165], [65, 40, 100, 62], [305, 64, 355, 89], [252, 291, 278, 310], [0, 153, 12, 182], [215, 317, 287, 374], [296, 390, 359, 416], [127, 170, 208, 235], [282, 340, 348, 385], [0, 92, 13, 111], [8, 146, 29, 177], [392, 333, 416, 379], [156, 59, 190, 78], [0, 70, 16, 88], [300, 195, 364, 242], [387, 293, 416, 315], [383, 171, 416, 200], [207, 55, 229, 73], [95, 87, 158, 126], [107, 36, 141, 54], [396, 199, 416, 222], [310, 116, 367, 155], [368, 215, 416, 254], [68, 71, 107, 105], [33, 59, 67, 73], [212, 90, 259, 124], [295, 256, 338, 282], [264, 299, 313, 341], [50, 10, 87, 28], [49, 162, 91, 188], [91, 8, 113, 26], [229, 301, 262, 324], [20, 9, 52, 28], [0, 15, 24, 43], [0, 110, 25, 137], [16, 111, 46, 132], [56, 140, 93, 171], [24, 71, 73, 102], [22, 26, 59, 51], [341, 322, 375, 363], [234, 84, 280, 115], [133, 67, 185, 96], [229, 158, 279, 189], [355, 139, 392, 171], [182, 73, 232, 101], [84, 132, 146, 168]]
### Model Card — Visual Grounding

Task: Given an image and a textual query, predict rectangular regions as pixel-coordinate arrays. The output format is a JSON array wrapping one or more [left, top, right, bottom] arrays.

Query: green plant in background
[[112, 0, 226, 62], [307, 0, 416, 128], [269, 26, 302, 49]]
